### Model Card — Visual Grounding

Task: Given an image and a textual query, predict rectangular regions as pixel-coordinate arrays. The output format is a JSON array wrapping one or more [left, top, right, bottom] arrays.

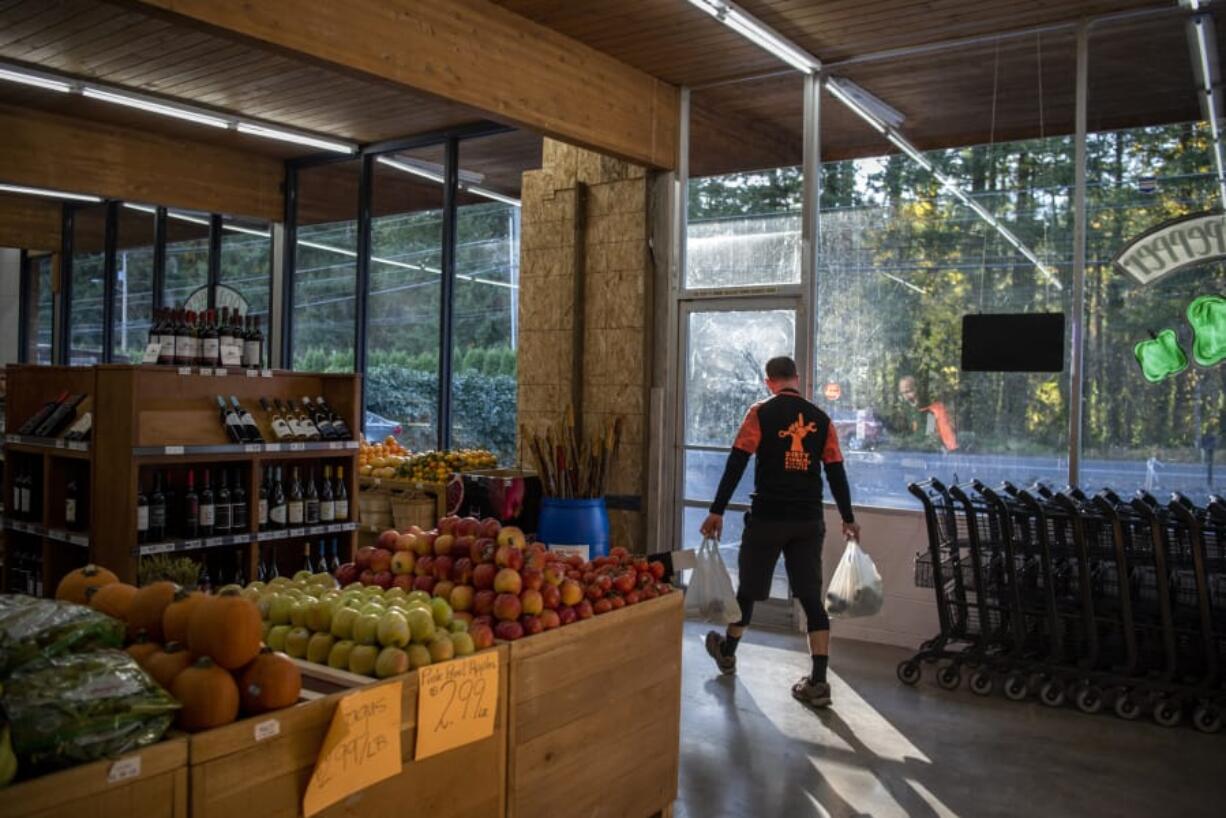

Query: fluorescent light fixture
[[827, 80, 887, 134], [223, 223, 271, 238], [0, 182, 101, 202], [377, 156, 444, 184], [236, 123, 356, 154], [462, 184, 521, 207], [885, 132, 932, 171], [0, 66, 71, 93], [686, 0, 819, 73], [167, 210, 211, 227], [122, 203, 156, 215], [832, 78, 905, 129], [83, 86, 228, 128]]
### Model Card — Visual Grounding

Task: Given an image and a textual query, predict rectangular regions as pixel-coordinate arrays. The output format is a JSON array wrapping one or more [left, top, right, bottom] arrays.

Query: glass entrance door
[[679, 301, 798, 607]]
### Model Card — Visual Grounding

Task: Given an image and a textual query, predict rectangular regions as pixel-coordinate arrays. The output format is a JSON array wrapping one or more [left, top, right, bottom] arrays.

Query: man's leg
[[706, 517, 780, 675], [783, 520, 833, 706]]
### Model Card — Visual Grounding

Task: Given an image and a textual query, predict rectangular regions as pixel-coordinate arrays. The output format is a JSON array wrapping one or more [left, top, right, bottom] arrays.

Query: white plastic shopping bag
[[825, 539, 884, 618], [684, 537, 743, 624]]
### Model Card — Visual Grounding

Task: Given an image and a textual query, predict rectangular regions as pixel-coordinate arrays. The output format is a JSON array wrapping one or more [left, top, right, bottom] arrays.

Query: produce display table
[[0, 736, 188, 818], [505, 592, 683, 818]]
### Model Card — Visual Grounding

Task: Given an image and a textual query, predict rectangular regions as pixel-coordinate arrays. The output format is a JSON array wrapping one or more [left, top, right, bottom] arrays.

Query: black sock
[[722, 633, 741, 657], [811, 654, 829, 684]]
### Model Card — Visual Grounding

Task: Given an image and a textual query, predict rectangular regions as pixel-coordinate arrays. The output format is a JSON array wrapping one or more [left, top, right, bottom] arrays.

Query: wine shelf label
[[245, 444, 262, 453], [265, 443, 282, 452], [164, 445, 185, 455], [261, 369, 273, 377], [4, 433, 90, 453], [178, 367, 193, 376], [215, 368, 228, 377], [246, 369, 259, 378], [141, 542, 176, 555], [289, 442, 306, 451]]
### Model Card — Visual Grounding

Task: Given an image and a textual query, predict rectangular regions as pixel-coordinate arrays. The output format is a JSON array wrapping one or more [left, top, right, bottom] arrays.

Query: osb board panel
[[1, 738, 188, 818]]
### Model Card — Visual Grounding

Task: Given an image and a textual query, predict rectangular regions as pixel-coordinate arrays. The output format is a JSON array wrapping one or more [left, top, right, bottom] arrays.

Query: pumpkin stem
[[194, 656, 216, 669], [164, 642, 186, 653]]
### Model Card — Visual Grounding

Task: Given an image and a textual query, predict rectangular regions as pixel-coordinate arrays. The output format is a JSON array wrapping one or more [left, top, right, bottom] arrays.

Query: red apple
[[493, 593, 522, 622], [640, 585, 658, 600], [393, 573, 414, 592], [560, 578, 583, 606], [377, 529, 399, 550], [575, 600, 593, 620], [494, 620, 524, 641], [596, 574, 613, 593], [543, 563, 566, 586], [521, 567, 544, 591], [372, 570, 394, 590], [473, 563, 497, 590], [390, 551, 415, 576], [566, 569, 582, 581], [540, 584, 561, 610], [456, 517, 481, 537], [496, 525, 526, 549], [335, 563, 359, 585], [495, 544, 524, 571], [494, 568, 522, 595], [451, 557, 474, 584], [609, 595, 625, 610], [393, 533, 415, 553], [470, 622, 495, 649], [520, 589, 543, 616], [539, 609, 561, 630], [566, 554, 585, 569], [472, 615, 493, 631], [557, 606, 577, 626], [369, 548, 392, 573], [438, 515, 460, 535], [472, 538, 497, 564], [433, 533, 456, 557], [593, 598, 613, 615], [523, 548, 547, 572], [410, 532, 434, 557], [520, 614, 543, 636], [359, 569, 375, 586], [614, 570, 636, 595], [478, 517, 502, 540], [611, 546, 630, 561], [413, 575, 436, 594], [432, 555, 454, 581], [585, 584, 605, 601], [624, 589, 641, 605], [453, 534, 476, 558], [453, 611, 473, 625], [355, 546, 377, 571], [415, 555, 434, 577], [450, 584, 474, 612], [474, 590, 496, 616]]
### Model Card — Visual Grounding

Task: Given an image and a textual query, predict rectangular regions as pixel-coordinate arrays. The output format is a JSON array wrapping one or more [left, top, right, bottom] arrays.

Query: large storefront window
[[29, 253, 53, 364], [219, 216, 272, 328], [68, 204, 107, 364], [112, 205, 156, 363], [163, 209, 210, 309]]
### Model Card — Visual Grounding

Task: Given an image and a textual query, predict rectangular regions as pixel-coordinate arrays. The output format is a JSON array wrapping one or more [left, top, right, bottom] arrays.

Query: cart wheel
[[1003, 674, 1029, 701], [1039, 679, 1066, 708], [1152, 697, 1182, 728], [936, 665, 962, 691], [1073, 684, 1104, 715], [1192, 704, 1224, 734], [969, 671, 994, 696], [919, 639, 937, 652], [896, 660, 922, 686], [1113, 691, 1142, 721]]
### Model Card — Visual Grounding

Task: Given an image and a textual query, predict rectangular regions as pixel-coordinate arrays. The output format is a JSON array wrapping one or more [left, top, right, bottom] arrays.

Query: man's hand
[[700, 513, 723, 540], [842, 521, 861, 542]]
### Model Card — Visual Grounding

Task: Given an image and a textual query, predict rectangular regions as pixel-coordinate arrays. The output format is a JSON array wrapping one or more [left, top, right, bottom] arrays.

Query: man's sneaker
[[705, 630, 736, 675], [792, 677, 832, 708]]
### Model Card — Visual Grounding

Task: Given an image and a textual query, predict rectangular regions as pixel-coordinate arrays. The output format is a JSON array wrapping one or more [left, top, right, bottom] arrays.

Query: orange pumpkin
[[125, 632, 161, 668], [187, 589, 262, 670], [146, 642, 194, 689], [239, 648, 302, 714], [162, 589, 206, 645], [89, 582, 138, 621], [127, 581, 179, 642], [55, 564, 119, 604], [170, 656, 239, 732]]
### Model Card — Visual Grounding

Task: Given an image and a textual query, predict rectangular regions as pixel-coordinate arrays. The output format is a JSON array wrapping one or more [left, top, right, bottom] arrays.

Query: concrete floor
[[676, 621, 1226, 818]]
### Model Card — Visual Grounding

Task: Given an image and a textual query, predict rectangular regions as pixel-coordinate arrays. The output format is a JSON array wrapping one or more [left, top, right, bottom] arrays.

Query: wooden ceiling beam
[[124, 0, 680, 170], [0, 103, 283, 221], [0, 192, 61, 252]]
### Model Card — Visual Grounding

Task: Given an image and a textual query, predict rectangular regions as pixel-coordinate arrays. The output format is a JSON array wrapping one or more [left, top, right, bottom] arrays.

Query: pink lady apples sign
[[1113, 211, 1226, 286]]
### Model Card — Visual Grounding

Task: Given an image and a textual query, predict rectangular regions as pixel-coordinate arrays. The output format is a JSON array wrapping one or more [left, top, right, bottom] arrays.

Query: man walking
[[701, 356, 859, 708]]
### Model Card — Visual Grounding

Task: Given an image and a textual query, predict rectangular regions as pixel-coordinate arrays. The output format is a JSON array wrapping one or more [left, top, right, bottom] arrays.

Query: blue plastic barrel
[[536, 497, 610, 559]]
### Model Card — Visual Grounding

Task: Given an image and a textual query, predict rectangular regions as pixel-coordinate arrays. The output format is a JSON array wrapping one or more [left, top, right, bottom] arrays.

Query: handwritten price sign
[[415, 651, 500, 760], [303, 681, 402, 816]]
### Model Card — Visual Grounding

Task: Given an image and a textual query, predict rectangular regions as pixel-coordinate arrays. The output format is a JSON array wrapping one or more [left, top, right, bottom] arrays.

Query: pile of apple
[[249, 572, 491, 679], [334, 515, 673, 641]]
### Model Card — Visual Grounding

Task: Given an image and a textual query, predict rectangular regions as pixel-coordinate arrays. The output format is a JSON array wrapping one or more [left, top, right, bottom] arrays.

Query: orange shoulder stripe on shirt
[[733, 404, 762, 454], [821, 419, 843, 464]]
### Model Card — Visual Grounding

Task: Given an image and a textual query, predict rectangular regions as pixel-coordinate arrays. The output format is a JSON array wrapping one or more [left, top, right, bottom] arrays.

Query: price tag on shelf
[[246, 369, 259, 378], [141, 342, 161, 364], [182, 539, 202, 550], [69, 441, 88, 451], [214, 368, 228, 378], [254, 718, 281, 742], [415, 651, 499, 760], [265, 443, 282, 452], [55, 438, 65, 448], [178, 367, 192, 376], [261, 369, 273, 378], [303, 682, 402, 817], [69, 534, 89, 548], [143, 542, 173, 555], [328, 441, 342, 450], [164, 445, 185, 455], [290, 528, 305, 538], [290, 442, 305, 451], [346, 441, 359, 449], [5, 434, 17, 443], [107, 755, 142, 784], [244, 444, 262, 453], [199, 367, 213, 377]]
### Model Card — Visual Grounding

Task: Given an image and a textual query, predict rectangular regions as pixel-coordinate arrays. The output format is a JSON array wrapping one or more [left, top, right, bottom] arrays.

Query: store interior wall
[[0, 248, 20, 365]]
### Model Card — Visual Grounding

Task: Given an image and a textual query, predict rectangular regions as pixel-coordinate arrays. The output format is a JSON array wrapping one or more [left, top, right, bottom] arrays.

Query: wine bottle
[[257, 545, 269, 583], [277, 399, 306, 440], [18, 392, 66, 435], [157, 309, 176, 366], [232, 469, 248, 532], [269, 467, 287, 530], [183, 469, 200, 539], [233, 550, 246, 587], [230, 396, 264, 443], [304, 397, 336, 439], [163, 472, 178, 538], [216, 469, 232, 534], [200, 469, 215, 537], [258, 468, 270, 531], [302, 542, 314, 573], [200, 309, 219, 367], [137, 480, 149, 543], [334, 466, 349, 521], [261, 398, 293, 441], [317, 541, 327, 573], [34, 393, 85, 437], [305, 468, 320, 525], [288, 466, 304, 526], [150, 472, 167, 541], [219, 307, 234, 363], [198, 558, 212, 594], [294, 401, 321, 441], [329, 538, 342, 573], [268, 545, 280, 579], [319, 465, 335, 522], [246, 315, 264, 369], [316, 397, 352, 440], [65, 477, 79, 530], [218, 396, 244, 444]]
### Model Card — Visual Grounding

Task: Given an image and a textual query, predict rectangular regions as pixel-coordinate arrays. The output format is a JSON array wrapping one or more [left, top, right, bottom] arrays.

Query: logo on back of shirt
[[778, 413, 816, 471]]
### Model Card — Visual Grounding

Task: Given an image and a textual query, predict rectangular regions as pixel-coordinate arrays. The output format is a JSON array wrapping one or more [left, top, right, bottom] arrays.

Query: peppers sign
[[1114, 212, 1226, 286]]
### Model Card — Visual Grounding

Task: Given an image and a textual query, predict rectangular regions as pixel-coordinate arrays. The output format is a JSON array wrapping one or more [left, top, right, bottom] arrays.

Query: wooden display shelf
[[133, 522, 358, 557], [0, 737, 188, 818], [504, 592, 683, 818]]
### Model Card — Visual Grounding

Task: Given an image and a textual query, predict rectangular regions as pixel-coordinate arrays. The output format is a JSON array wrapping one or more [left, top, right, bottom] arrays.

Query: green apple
[[282, 588, 307, 602], [304, 600, 335, 633], [330, 606, 359, 640], [1134, 328, 1188, 383], [261, 620, 274, 642], [289, 601, 310, 628], [266, 624, 292, 652], [311, 571, 338, 587], [428, 633, 455, 663], [376, 610, 411, 648], [407, 590, 431, 605], [353, 612, 381, 646], [343, 582, 364, 592], [450, 631, 475, 656], [246, 581, 267, 594], [407, 644, 432, 670], [361, 586, 385, 599], [384, 587, 407, 601], [267, 577, 292, 589], [284, 626, 312, 659], [360, 602, 387, 617], [375, 646, 409, 678], [267, 595, 294, 625], [387, 597, 409, 610], [307, 632, 335, 664], [327, 639, 355, 669], [241, 587, 262, 604], [348, 644, 379, 677], [405, 608, 436, 643], [292, 570, 312, 583], [430, 598, 453, 628], [447, 619, 469, 634]]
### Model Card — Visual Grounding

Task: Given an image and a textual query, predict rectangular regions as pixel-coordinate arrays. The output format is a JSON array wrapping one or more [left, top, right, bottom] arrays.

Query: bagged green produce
[[0, 595, 125, 678], [2, 650, 178, 773]]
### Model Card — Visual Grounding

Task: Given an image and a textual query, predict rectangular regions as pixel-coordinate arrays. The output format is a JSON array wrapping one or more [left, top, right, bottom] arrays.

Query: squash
[[89, 581, 138, 621], [55, 564, 118, 604], [170, 656, 239, 732], [127, 581, 179, 642], [162, 589, 206, 645], [187, 589, 262, 670], [239, 648, 302, 714], [146, 642, 194, 689], [125, 631, 161, 667]]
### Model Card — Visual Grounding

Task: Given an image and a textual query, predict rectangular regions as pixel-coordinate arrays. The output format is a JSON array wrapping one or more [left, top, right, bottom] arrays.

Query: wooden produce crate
[[358, 476, 449, 531], [505, 592, 684, 818], [188, 645, 509, 818], [0, 737, 188, 818]]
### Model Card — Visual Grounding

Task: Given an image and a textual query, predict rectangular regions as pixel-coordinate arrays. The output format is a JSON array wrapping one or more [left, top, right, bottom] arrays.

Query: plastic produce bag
[[825, 540, 884, 618], [2, 649, 178, 773], [684, 537, 742, 624], [0, 595, 125, 678]]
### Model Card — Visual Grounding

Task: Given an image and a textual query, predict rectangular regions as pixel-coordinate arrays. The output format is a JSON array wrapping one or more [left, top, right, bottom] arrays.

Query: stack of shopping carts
[[902, 478, 1226, 733]]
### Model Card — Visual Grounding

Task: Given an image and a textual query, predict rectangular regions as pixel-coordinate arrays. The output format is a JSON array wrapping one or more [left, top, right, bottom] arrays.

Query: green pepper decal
[[1133, 329, 1188, 383], [1187, 294, 1226, 368]]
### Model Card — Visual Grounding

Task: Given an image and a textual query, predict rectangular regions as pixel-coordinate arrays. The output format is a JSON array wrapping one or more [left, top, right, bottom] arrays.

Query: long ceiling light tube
[[83, 87, 229, 128], [0, 182, 101, 202], [235, 123, 356, 154], [0, 65, 71, 93], [378, 156, 521, 206], [686, 0, 820, 73]]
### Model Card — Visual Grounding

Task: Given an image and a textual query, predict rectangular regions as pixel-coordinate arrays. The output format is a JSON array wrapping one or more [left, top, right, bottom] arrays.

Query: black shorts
[[736, 514, 825, 602]]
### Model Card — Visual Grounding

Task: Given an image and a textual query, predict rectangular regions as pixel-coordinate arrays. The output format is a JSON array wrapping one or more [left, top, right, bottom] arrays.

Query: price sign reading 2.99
[[415, 651, 500, 760], [303, 682, 403, 816]]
